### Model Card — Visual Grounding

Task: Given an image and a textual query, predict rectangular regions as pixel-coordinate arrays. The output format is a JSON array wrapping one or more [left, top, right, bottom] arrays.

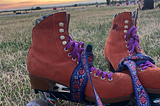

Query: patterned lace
[[125, 25, 154, 70], [65, 35, 113, 80]]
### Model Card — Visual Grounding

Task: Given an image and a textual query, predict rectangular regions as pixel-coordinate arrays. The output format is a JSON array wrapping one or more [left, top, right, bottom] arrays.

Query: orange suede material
[[84, 70, 133, 99], [104, 11, 160, 91], [27, 12, 133, 99], [122, 66, 160, 90], [27, 12, 77, 86], [137, 66, 160, 89], [104, 12, 134, 70]]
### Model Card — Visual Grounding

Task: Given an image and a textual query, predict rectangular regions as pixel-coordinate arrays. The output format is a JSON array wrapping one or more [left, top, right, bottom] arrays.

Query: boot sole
[[29, 73, 134, 103], [105, 57, 160, 95]]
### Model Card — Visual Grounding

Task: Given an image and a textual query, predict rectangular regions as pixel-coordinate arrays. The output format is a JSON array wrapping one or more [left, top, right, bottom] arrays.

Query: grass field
[[0, 4, 160, 106]]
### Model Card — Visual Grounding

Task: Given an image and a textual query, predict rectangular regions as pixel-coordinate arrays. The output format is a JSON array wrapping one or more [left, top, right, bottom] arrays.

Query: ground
[[0, 4, 160, 106]]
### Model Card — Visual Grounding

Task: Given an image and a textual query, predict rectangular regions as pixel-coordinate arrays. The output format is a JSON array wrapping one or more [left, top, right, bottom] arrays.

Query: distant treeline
[[0, 6, 41, 13]]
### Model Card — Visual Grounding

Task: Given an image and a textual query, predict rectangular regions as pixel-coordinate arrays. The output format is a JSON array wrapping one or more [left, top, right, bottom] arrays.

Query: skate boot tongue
[[32, 14, 52, 27], [66, 14, 70, 31], [32, 13, 70, 28], [132, 8, 138, 26]]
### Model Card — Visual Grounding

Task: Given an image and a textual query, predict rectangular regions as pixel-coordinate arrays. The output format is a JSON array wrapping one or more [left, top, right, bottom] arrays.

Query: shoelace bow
[[125, 25, 154, 70], [65, 35, 113, 80]]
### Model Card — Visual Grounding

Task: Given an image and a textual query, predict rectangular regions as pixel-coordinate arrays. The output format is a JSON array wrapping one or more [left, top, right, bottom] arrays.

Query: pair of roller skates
[[27, 8, 160, 106]]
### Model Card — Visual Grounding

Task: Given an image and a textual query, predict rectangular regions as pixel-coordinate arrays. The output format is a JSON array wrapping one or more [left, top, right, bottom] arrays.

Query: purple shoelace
[[138, 60, 155, 70], [90, 67, 113, 80], [125, 25, 155, 70], [125, 25, 141, 55], [65, 35, 84, 63], [65, 35, 113, 80]]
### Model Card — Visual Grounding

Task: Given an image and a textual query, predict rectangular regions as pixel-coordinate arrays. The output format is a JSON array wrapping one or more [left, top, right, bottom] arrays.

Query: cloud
[[0, 0, 88, 11]]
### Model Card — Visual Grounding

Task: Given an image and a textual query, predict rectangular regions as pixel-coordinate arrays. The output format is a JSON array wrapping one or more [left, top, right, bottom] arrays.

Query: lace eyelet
[[90, 71, 92, 73], [59, 29, 64, 33], [151, 67, 155, 69], [124, 25, 128, 29], [94, 73, 98, 77], [138, 67, 141, 69], [72, 58, 76, 61], [141, 69, 144, 71], [108, 78, 113, 81], [101, 77, 105, 80], [64, 48, 68, 51], [125, 40, 128, 43], [77, 62, 79, 64], [126, 45, 129, 48], [124, 30, 128, 33], [124, 35, 126, 38], [60, 36, 65, 40], [59, 22, 64, 27], [125, 20, 129, 24], [127, 50, 130, 52], [68, 53, 71, 57], [129, 53, 132, 56], [62, 41, 67, 45]]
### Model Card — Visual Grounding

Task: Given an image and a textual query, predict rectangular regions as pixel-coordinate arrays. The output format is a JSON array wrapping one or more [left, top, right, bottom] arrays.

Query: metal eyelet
[[108, 78, 113, 81], [60, 36, 65, 40], [90, 71, 92, 73], [77, 62, 79, 64], [64, 48, 68, 51], [101, 77, 105, 80], [126, 45, 129, 48], [124, 30, 128, 33], [59, 29, 64, 33], [125, 20, 129, 24], [151, 67, 155, 69], [72, 58, 76, 61], [94, 73, 98, 77], [68, 53, 71, 57], [124, 35, 126, 38], [124, 25, 128, 29], [138, 67, 141, 69], [141, 69, 144, 71], [127, 50, 130, 52], [125, 40, 128, 43], [59, 22, 64, 27], [62, 41, 67, 45], [129, 53, 132, 56]]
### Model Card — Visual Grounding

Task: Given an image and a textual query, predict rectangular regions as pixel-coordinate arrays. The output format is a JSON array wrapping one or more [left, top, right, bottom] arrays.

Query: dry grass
[[0, 5, 160, 106]]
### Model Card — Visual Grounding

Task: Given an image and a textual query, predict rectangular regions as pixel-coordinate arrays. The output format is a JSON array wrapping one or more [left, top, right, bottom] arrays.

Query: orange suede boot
[[104, 8, 160, 95], [27, 12, 134, 104]]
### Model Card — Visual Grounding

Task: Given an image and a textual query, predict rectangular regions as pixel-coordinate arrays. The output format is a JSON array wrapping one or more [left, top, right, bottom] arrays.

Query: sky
[[0, 0, 106, 11]]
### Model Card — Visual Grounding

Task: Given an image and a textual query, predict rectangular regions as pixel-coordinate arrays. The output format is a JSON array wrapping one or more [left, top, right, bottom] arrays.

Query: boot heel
[[29, 73, 56, 91], [105, 57, 115, 72]]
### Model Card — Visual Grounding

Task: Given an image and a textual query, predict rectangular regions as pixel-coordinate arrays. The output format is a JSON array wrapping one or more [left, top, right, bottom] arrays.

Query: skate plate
[[34, 83, 133, 106]]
